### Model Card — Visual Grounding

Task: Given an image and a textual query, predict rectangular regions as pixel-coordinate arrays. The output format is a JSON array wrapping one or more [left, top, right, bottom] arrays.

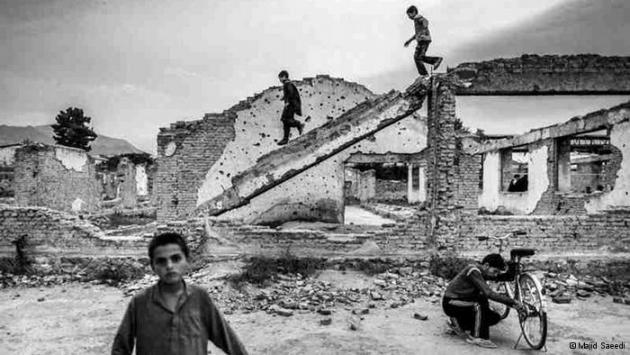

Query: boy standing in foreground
[[404, 5, 443, 77], [442, 254, 525, 349], [111, 233, 248, 355]]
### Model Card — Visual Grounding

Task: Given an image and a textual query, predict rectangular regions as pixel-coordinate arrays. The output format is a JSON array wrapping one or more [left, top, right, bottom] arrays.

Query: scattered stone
[[613, 297, 630, 305], [352, 308, 369, 315], [37, 297, 45, 302], [370, 291, 384, 301], [576, 289, 592, 298], [320, 317, 332, 326], [413, 313, 428, 321], [269, 305, 293, 317], [318, 308, 332, 315], [348, 315, 361, 331], [373, 279, 387, 287], [552, 295, 572, 304]]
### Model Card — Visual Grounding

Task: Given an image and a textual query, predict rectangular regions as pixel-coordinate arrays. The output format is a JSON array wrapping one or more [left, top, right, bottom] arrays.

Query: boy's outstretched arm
[[204, 294, 249, 355], [404, 35, 415, 47], [111, 299, 136, 355], [468, 269, 516, 306]]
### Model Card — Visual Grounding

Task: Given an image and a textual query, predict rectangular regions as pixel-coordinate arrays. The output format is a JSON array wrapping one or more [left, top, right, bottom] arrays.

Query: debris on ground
[[413, 313, 428, 320], [543, 272, 629, 304], [3, 262, 629, 318]]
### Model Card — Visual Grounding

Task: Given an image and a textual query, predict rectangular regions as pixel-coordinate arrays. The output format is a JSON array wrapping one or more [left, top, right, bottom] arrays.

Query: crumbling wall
[[135, 164, 148, 196], [0, 145, 19, 197], [438, 212, 630, 253], [159, 216, 431, 257], [156, 114, 236, 220], [373, 179, 407, 202], [473, 101, 630, 215], [345, 168, 376, 203], [0, 206, 145, 260], [13, 144, 100, 212], [450, 54, 630, 94], [117, 157, 137, 208], [157, 75, 428, 223], [479, 143, 549, 214], [586, 120, 630, 213]]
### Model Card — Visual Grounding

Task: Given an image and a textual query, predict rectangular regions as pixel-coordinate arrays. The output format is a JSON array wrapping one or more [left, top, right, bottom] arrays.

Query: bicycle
[[477, 231, 548, 351]]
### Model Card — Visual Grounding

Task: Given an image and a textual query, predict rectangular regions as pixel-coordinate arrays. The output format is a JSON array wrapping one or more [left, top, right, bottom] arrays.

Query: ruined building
[[2, 54, 630, 267]]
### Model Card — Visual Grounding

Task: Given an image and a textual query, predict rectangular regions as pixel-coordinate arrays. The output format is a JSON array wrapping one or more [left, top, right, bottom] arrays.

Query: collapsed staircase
[[197, 77, 431, 216]]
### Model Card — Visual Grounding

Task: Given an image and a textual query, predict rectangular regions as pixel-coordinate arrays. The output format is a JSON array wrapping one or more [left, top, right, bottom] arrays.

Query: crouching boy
[[442, 254, 524, 349], [112, 232, 249, 355]]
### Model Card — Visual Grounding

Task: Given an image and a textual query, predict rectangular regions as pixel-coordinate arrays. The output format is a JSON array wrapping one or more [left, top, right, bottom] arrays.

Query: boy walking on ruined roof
[[404, 5, 443, 77], [111, 232, 249, 355], [442, 254, 525, 349], [277, 70, 305, 145]]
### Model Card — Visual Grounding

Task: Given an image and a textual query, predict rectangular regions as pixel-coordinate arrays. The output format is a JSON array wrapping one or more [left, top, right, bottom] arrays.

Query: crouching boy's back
[[111, 232, 249, 355]]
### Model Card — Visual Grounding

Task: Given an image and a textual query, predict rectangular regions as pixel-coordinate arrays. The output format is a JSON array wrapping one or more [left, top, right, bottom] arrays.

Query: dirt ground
[[1, 274, 629, 355]]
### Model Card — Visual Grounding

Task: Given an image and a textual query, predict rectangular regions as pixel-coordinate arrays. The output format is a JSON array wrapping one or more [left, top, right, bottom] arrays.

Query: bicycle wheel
[[518, 273, 548, 350], [488, 281, 514, 319]]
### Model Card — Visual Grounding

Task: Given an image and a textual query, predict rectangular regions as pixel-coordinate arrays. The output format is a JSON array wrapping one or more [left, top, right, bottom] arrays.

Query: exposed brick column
[[425, 76, 459, 245]]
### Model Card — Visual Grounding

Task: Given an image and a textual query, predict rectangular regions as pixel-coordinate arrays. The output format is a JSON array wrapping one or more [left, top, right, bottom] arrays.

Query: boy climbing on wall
[[111, 232, 249, 355], [404, 5, 443, 78], [277, 70, 305, 145]]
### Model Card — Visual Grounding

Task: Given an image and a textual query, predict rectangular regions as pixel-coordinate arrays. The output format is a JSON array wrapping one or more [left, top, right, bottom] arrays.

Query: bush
[[348, 259, 390, 276], [85, 259, 146, 286]]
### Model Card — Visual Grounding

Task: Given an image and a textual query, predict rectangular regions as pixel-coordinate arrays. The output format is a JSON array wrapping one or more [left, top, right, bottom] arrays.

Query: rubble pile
[[543, 272, 630, 304], [1, 272, 84, 288], [120, 266, 447, 316]]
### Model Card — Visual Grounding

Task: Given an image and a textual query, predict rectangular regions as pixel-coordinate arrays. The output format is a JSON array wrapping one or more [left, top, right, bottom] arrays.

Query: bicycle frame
[[510, 255, 547, 314], [479, 232, 548, 350]]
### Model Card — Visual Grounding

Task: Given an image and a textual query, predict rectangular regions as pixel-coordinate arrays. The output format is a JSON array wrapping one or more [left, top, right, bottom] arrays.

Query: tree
[[52, 107, 98, 151]]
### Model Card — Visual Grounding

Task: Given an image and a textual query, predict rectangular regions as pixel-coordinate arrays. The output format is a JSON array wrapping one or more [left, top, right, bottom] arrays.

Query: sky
[[0, 0, 627, 153]]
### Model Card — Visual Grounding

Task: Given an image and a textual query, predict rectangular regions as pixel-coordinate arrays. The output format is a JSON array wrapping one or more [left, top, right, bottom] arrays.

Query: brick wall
[[14, 144, 100, 213], [0, 206, 144, 260], [373, 179, 407, 202], [425, 76, 458, 211], [532, 139, 623, 215], [454, 150, 482, 210], [437, 211, 630, 253], [155, 114, 236, 220], [450, 54, 630, 94], [158, 216, 431, 257]]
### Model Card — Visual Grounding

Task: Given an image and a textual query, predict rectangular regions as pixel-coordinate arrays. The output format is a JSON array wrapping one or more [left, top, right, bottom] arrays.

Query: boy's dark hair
[[148, 232, 190, 261], [278, 70, 289, 78], [481, 253, 506, 270], [406, 5, 418, 14]]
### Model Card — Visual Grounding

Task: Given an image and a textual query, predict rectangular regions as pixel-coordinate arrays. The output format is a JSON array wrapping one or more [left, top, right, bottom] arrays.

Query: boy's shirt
[[282, 81, 302, 116], [112, 281, 248, 355], [413, 14, 432, 42], [443, 264, 515, 306]]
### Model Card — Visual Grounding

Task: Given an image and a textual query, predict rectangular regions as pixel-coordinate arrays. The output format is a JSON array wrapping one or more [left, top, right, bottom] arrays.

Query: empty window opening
[[344, 162, 408, 205], [557, 129, 618, 194], [501, 147, 529, 192]]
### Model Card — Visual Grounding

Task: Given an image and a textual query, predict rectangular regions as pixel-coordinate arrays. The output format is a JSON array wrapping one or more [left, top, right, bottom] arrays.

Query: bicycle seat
[[510, 248, 536, 258]]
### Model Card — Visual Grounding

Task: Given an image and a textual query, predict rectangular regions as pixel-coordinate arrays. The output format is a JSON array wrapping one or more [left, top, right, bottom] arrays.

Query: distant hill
[[0, 125, 146, 156], [361, 0, 630, 93]]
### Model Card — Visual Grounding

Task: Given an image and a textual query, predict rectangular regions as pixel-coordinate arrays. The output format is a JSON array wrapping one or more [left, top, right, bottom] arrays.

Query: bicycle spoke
[[517, 273, 547, 350]]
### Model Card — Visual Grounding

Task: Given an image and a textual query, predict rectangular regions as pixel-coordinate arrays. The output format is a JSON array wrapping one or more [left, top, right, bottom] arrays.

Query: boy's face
[[482, 264, 502, 279], [279, 75, 288, 84], [151, 243, 189, 284], [406, 11, 416, 19]]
